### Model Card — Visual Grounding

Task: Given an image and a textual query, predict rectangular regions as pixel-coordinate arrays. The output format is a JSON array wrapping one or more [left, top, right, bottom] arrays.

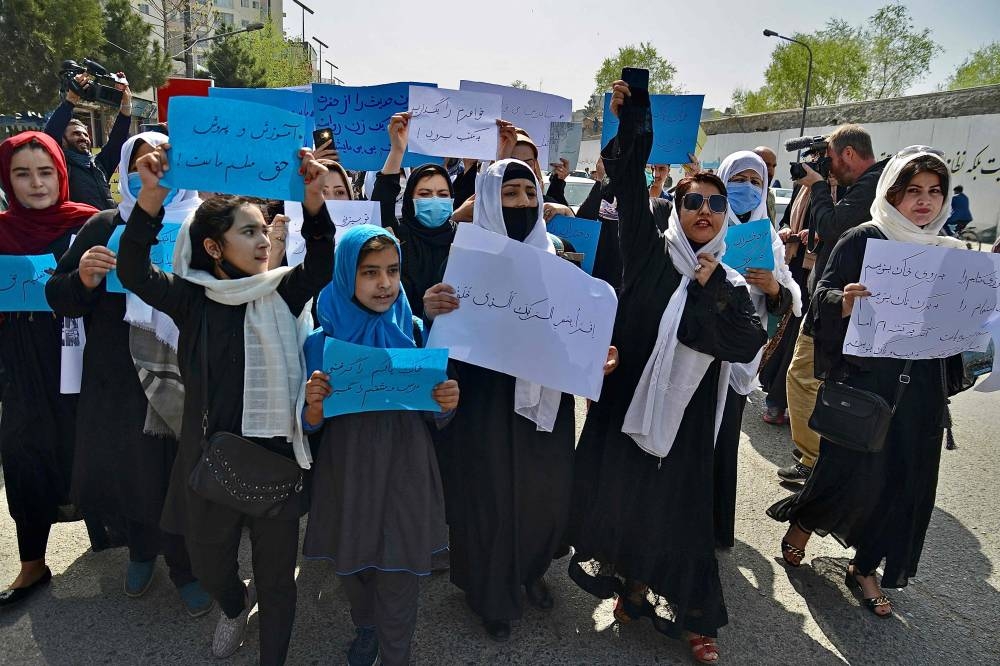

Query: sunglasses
[[682, 192, 728, 214]]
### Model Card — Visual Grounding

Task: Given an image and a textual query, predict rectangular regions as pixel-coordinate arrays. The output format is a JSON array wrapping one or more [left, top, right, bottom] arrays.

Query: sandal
[[688, 635, 720, 664], [845, 565, 893, 618], [780, 540, 806, 567]]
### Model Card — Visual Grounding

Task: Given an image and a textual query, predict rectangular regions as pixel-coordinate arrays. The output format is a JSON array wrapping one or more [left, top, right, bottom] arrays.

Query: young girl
[[301, 224, 457, 666]]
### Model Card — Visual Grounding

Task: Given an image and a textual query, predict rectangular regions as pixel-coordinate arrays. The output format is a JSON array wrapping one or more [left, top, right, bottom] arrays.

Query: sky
[[282, 0, 1000, 111]]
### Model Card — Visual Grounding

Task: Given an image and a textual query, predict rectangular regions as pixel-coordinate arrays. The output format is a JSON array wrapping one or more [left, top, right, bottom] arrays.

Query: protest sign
[[104, 223, 182, 293], [973, 319, 999, 392], [0, 254, 55, 311], [161, 97, 307, 201], [844, 240, 1000, 359], [312, 82, 442, 172], [209, 87, 314, 143], [407, 86, 501, 160], [548, 121, 583, 169], [545, 214, 601, 275], [321, 337, 448, 417], [601, 94, 704, 164], [282, 200, 381, 267], [60, 316, 86, 394], [721, 219, 775, 272], [426, 224, 617, 400], [459, 81, 573, 164]]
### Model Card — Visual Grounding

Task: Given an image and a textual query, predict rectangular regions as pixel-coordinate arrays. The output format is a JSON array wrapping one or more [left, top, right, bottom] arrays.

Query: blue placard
[[209, 87, 314, 144], [545, 214, 601, 275], [104, 223, 182, 293], [600, 93, 703, 164], [160, 96, 307, 201], [321, 337, 448, 417], [312, 82, 443, 172], [721, 219, 775, 272], [0, 254, 56, 311]]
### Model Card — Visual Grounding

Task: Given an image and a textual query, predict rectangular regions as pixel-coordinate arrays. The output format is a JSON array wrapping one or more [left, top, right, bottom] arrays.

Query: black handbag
[[187, 314, 304, 518], [808, 360, 913, 453]]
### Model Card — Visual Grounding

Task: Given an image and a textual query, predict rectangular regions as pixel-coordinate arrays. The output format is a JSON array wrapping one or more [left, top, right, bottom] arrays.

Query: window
[[241, 19, 250, 27], [138, 3, 150, 14], [215, 11, 234, 27], [241, 0, 250, 6], [214, 0, 234, 8]]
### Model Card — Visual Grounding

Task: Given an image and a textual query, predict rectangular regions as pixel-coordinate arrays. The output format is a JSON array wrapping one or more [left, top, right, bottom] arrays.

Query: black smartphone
[[140, 122, 168, 135], [313, 127, 335, 150], [621, 67, 650, 107]]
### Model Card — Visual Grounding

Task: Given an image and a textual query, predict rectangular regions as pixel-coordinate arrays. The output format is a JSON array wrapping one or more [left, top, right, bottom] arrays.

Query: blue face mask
[[727, 180, 763, 215], [413, 197, 453, 228], [127, 171, 177, 206]]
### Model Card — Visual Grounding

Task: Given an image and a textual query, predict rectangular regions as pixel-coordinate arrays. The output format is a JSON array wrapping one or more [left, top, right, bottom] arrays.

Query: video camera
[[785, 135, 831, 180], [59, 59, 125, 108]]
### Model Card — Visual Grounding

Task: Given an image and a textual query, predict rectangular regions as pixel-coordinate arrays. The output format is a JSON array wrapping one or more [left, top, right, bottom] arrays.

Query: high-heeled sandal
[[612, 593, 644, 623], [845, 565, 892, 618], [688, 635, 720, 664], [780, 540, 806, 567]]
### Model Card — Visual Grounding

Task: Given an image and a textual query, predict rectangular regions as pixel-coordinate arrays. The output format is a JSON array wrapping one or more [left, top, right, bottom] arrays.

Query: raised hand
[[423, 283, 459, 320], [78, 246, 117, 290]]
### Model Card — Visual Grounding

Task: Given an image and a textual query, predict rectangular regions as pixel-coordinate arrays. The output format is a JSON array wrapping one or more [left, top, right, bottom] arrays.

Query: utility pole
[[183, 0, 195, 78]]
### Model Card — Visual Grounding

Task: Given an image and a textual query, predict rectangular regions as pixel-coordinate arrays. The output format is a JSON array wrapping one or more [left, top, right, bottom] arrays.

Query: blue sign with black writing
[[104, 223, 181, 294], [721, 219, 775, 272], [0, 254, 56, 311], [600, 94, 703, 164], [545, 215, 601, 275], [209, 87, 314, 144]]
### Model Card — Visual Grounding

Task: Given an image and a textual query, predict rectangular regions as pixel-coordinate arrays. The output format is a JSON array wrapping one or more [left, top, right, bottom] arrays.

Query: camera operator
[[43, 72, 133, 210]]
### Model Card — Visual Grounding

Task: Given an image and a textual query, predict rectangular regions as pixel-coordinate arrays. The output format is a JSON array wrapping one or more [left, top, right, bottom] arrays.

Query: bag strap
[[200, 310, 209, 438], [888, 359, 914, 416]]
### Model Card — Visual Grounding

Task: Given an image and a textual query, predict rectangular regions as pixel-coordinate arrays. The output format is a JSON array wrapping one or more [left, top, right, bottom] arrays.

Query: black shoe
[[483, 619, 511, 642], [0, 567, 52, 608], [777, 462, 812, 484], [525, 577, 554, 610], [791, 448, 803, 460]]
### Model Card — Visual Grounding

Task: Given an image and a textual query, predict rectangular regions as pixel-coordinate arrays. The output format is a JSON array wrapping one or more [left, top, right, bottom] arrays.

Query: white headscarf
[[869, 146, 966, 249], [472, 159, 563, 432], [621, 194, 746, 460], [119, 132, 202, 349], [716, 150, 802, 395], [173, 213, 315, 469]]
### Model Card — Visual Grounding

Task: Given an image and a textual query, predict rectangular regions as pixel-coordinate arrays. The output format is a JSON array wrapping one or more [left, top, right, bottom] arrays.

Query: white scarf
[[173, 214, 315, 469], [869, 147, 966, 250], [621, 200, 745, 459], [716, 151, 802, 395], [118, 132, 202, 349], [472, 159, 564, 432]]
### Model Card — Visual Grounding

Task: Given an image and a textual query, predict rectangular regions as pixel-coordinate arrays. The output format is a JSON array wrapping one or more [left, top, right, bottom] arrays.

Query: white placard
[[548, 121, 583, 169], [406, 86, 501, 160], [843, 240, 1000, 359], [283, 200, 381, 267], [459, 81, 573, 165], [974, 318, 1000, 393], [60, 316, 86, 394], [426, 224, 617, 400]]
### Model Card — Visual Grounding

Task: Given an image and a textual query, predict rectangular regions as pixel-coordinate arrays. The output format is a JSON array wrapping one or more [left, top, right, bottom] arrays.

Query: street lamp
[[311, 37, 328, 82], [324, 59, 339, 83], [763, 28, 813, 157], [172, 22, 265, 78], [291, 0, 314, 43]]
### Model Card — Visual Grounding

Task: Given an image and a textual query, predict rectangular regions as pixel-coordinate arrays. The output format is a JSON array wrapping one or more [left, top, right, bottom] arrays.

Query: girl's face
[[204, 204, 271, 277], [894, 171, 944, 227], [500, 178, 538, 209], [321, 170, 351, 200], [728, 167, 764, 189], [10, 147, 59, 209], [354, 244, 400, 313], [679, 181, 727, 245], [129, 142, 155, 173], [411, 173, 451, 199]]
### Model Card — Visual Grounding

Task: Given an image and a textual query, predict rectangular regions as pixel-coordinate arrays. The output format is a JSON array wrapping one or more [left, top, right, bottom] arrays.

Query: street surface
[[1, 387, 997, 664]]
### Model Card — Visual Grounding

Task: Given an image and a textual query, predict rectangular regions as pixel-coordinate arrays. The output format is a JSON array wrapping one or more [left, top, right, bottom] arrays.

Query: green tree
[[593, 42, 678, 99], [510, 80, 529, 89], [205, 34, 267, 88], [99, 0, 171, 92], [243, 21, 312, 88], [0, 0, 103, 113], [947, 42, 1000, 90], [859, 4, 940, 99]]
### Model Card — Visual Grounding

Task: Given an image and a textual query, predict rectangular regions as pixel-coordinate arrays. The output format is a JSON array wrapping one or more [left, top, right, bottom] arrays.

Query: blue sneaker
[[347, 626, 380, 666], [178, 580, 214, 618], [124, 559, 156, 598]]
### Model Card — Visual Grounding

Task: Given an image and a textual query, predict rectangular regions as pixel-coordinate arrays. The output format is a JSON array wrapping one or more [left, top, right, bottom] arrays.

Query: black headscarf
[[399, 163, 456, 247]]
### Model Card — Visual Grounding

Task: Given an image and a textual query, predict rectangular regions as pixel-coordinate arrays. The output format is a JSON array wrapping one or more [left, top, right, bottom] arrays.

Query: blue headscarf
[[315, 224, 416, 349]]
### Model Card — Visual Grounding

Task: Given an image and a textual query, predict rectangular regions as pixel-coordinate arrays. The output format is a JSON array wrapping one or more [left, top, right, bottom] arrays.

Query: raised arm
[[372, 112, 410, 231]]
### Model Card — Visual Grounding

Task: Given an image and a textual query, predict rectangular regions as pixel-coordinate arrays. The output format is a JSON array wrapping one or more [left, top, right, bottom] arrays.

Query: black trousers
[[15, 520, 52, 562], [339, 569, 419, 666], [127, 520, 196, 588], [188, 517, 299, 666]]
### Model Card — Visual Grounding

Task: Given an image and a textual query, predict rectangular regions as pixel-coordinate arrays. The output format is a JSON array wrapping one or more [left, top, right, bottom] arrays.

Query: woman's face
[[205, 204, 271, 277], [321, 170, 351, 200], [411, 173, 451, 199], [129, 142, 155, 174], [727, 167, 764, 189], [500, 178, 538, 209], [354, 244, 400, 313], [511, 144, 538, 172], [9, 147, 59, 209], [679, 181, 727, 245], [894, 171, 944, 227]]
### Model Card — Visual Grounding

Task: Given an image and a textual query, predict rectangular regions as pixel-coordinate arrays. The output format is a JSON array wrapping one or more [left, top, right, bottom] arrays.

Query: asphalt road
[[1, 386, 997, 665]]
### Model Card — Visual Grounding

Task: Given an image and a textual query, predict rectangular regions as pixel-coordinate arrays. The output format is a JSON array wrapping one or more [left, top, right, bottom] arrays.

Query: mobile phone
[[140, 122, 168, 135], [313, 127, 335, 149], [621, 67, 650, 107]]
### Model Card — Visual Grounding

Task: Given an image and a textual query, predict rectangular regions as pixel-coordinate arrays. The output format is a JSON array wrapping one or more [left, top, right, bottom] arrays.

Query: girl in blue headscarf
[[301, 224, 458, 666]]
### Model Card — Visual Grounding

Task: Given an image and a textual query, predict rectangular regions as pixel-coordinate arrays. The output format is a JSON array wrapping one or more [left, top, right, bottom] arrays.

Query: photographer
[[44, 71, 133, 210]]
